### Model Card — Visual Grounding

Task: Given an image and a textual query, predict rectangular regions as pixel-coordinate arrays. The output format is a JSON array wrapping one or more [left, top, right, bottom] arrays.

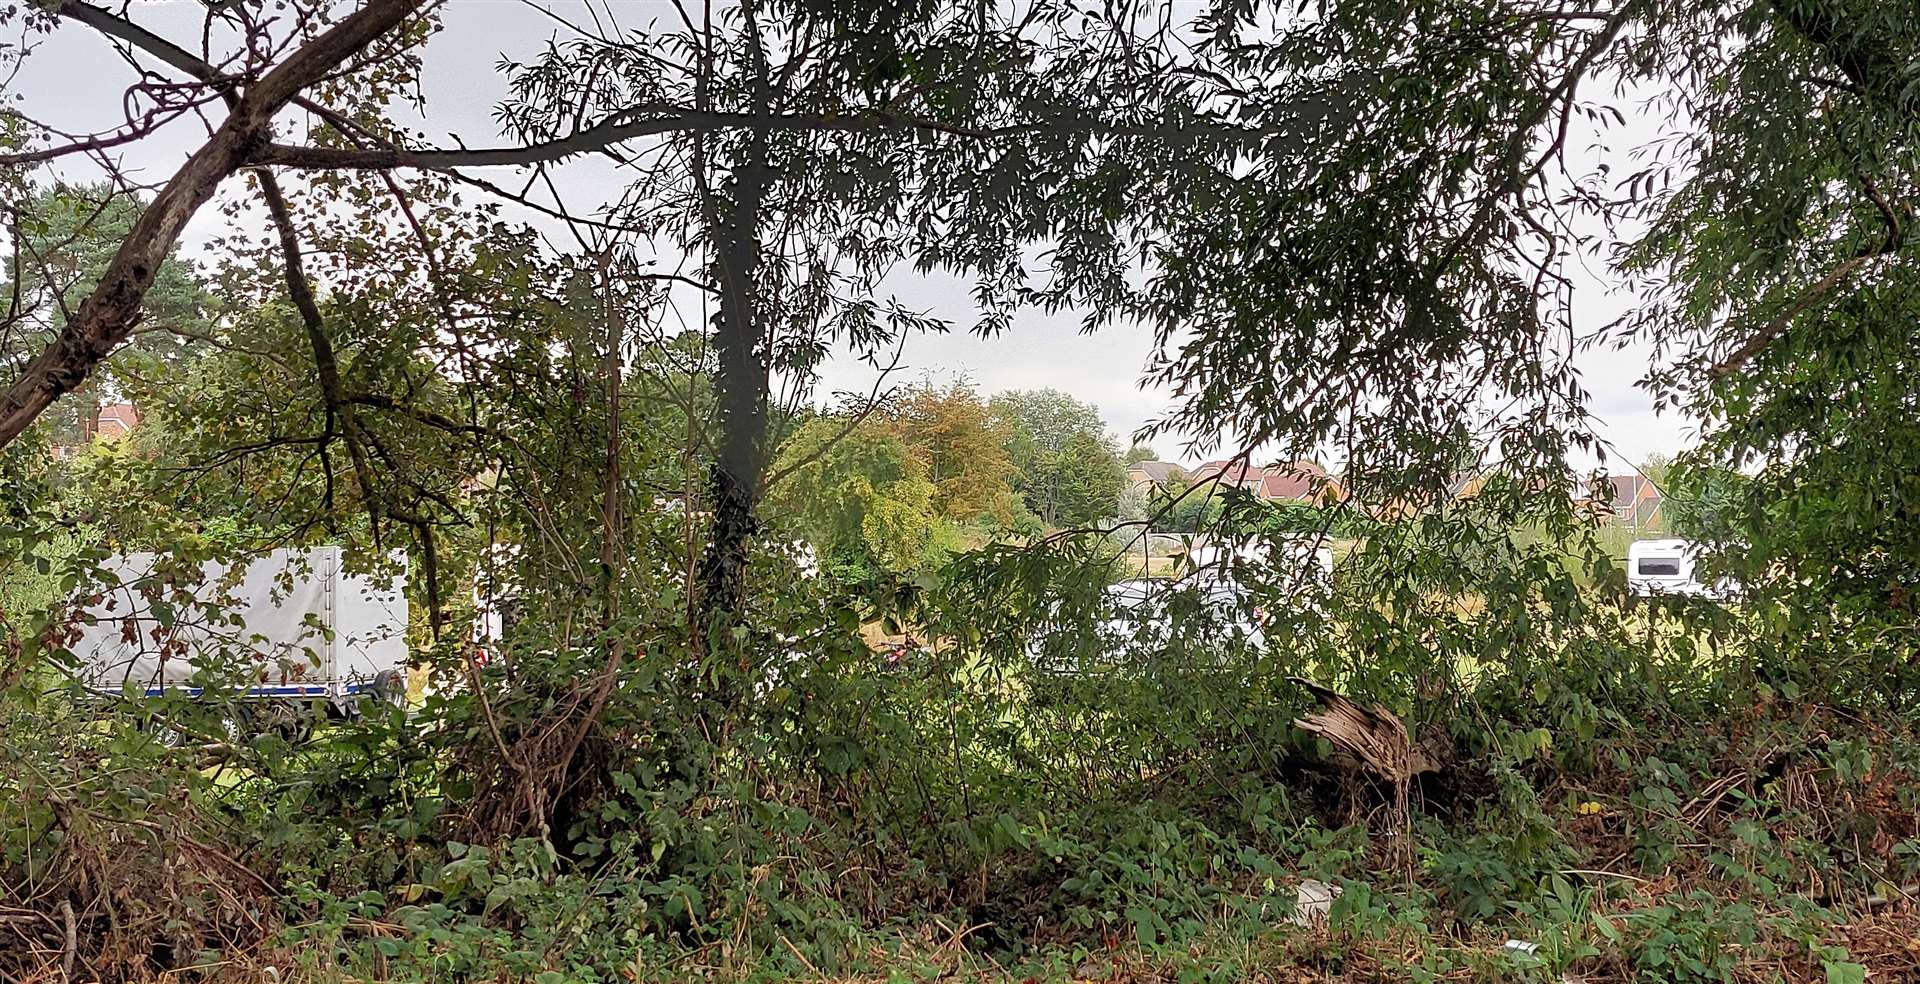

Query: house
[[93, 403, 139, 440], [1602, 473, 1664, 528], [1191, 457, 1343, 504], [1191, 459, 1265, 492], [50, 401, 140, 458], [1126, 460, 1186, 489], [1256, 459, 1344, 504]]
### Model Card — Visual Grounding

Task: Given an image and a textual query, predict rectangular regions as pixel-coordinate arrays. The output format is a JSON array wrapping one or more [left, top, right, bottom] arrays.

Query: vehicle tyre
[[144, 717, 189, 748]]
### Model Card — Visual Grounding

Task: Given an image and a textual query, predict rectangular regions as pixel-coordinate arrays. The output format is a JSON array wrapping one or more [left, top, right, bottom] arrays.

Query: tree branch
[[248, 98, 1352, 171], [257, 171, 384, 529], [0, 0, 426, 449], [1768, 0, 1919, 120]]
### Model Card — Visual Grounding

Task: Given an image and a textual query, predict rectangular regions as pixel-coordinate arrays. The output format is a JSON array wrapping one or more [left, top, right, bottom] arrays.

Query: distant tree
[[1115, 480, 1149, 524], [889, 381, 1021, 525], [1054, 430, 1127, 527], [1640, 453, 1673, 489], [1124, 443, 1159, 465], [1663, 462, 1747, 542], [2, 183, 207, 443], [1160, 483, 1227, 534], [765, 418, 941, 578], [991, 389, 1125, 527]]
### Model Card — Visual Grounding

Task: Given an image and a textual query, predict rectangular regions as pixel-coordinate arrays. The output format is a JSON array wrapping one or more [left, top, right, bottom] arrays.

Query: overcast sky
[[8, 0, 1699, 470]]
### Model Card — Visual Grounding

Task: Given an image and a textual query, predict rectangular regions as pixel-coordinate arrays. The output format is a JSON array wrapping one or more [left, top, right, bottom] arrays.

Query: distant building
[[50, 401, 140, 458], [93, 403, 140, 439], [1126, 460, 1186, 489], [1602, 473, 1664, 528], [1191, 459, 1266, 492], [1257, 459, 1344, 504], [1191, 458, 1344, 504]]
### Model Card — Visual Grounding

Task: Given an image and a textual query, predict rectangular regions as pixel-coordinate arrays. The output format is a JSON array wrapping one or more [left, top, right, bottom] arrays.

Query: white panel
[[69, 546, 405, 694], [332, 550, 410, 682]]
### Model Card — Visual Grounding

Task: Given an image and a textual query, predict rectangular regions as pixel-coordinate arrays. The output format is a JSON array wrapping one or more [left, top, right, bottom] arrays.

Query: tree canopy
[[991, 388, 1126, 527], [887, 380, 1022, 525]]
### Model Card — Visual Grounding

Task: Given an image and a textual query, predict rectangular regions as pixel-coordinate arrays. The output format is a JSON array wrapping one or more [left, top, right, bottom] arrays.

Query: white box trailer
[[70, 546, 407, 712]]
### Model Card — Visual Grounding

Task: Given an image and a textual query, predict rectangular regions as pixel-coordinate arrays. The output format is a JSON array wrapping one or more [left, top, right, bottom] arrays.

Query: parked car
[[1028, 576, 1264, 679], [1186, 537, 1333, 596]]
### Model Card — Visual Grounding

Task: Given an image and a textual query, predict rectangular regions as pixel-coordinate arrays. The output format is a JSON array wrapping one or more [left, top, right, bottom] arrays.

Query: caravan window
[[1636, 558, 1682, 576]]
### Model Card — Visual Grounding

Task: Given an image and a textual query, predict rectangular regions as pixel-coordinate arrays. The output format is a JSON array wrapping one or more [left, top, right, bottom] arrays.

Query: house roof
[[1129, 460, 1185, 482], [1607, 474, 1661, 509], [1258, 459, 1336, 501], [1258, 469, 1316, 501], [1192, 460, 1264, 485], [94, 403, 139, 436]]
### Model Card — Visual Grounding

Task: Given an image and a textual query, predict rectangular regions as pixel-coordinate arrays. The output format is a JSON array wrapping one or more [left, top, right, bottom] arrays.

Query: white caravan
[[70, 546, 408, 713], [1627, 538, 1733, 599]]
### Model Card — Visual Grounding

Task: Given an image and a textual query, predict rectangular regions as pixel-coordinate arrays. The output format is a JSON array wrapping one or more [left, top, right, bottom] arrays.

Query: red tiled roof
[[1258, 460, 1335, 501], [1258, 470, 1315, 501], [95, 403, 140, 435]]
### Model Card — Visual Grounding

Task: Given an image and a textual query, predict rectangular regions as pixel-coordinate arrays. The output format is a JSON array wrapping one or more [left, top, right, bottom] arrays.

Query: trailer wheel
[[218, 702, 312, 745], [144, 718, 189, 748], [220, 711, 248, 745]]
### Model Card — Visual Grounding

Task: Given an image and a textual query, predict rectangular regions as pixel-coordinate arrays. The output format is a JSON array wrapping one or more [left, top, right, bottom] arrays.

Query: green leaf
[[1825, 961, 1866, 984], [1126, 904, 1158, 946]]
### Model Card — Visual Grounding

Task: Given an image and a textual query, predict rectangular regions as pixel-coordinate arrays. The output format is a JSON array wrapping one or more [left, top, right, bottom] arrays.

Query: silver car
[[1029, 577, 1264, 678]]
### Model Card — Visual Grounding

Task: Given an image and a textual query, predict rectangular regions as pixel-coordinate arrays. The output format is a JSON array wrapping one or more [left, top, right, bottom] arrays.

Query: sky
[[6, 0, 1700, 471]]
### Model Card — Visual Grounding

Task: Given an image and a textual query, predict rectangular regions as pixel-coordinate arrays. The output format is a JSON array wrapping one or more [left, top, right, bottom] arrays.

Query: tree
[[888, 380, 1021, 525], [8, 0, 1919, 690], [764, 417, 940, 579], [0, 0, 428, 446], [1161, 483, 1228, 535], [991, 389, 1126, 527], [1639, 453, 1672, 489], [2, 183, 207, 444], [1662, 464, 1747, 543], [1053, 430, 1128, 528], [1124, 443, 1159, 465]]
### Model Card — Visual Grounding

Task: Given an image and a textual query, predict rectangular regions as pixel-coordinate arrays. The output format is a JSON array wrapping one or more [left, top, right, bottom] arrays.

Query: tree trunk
[[696, 155, 770, 628], [694, 0, 775, 636]]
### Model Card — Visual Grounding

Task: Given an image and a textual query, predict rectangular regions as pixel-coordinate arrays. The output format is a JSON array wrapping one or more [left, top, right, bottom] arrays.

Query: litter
[[1290, 880, 1343, 927]]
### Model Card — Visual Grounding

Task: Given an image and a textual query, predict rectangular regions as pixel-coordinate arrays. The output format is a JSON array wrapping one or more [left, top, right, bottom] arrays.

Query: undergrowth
[[5, 507, 1918, 983]]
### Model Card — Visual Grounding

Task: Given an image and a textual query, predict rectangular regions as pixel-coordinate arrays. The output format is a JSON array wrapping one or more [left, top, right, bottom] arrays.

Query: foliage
[[1158, 482, 1227, 534], [2, 0, 1920, 981], [887, 379, 1025, 525], [1662, 461, 1749, 542], [765, 417, 944, 579], [0, 183, 208, 443], [991, 389, 1127, 528]]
